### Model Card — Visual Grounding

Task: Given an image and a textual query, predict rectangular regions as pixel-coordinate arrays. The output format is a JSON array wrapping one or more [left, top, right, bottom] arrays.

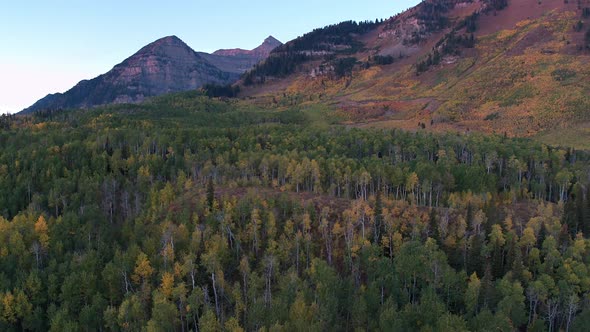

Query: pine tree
[[207, 177, 215, 211], [468, 234, 484, 276], [537, 221, 547, 247], [428, 208, 440, 242], [582, 186, 590, 237], [481, 263, 495, 310], [511, 243, 525, 283], [374, 190, 384, 243], [563, 198, 579, 236]]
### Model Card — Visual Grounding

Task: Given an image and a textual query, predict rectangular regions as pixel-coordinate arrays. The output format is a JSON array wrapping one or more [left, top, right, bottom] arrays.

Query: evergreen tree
[[207, 177, 215, 211], [428, 208, 440, 242]]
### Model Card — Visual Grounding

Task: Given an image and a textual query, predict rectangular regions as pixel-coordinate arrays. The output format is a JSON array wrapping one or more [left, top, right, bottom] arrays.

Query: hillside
[[239, 0, 590, 146], [1, 91, 590, 330]]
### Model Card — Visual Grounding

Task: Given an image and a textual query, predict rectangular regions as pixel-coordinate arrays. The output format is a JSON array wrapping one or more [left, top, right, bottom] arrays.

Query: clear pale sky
[[0, 0, 420, 113]]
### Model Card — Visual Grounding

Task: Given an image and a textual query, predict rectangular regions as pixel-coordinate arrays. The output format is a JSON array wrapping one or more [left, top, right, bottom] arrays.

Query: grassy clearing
[[535, 125, 590, 150]]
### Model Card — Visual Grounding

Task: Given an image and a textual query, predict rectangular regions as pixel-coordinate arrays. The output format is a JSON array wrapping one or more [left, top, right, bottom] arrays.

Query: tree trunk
[[212, 273, 220, 317]]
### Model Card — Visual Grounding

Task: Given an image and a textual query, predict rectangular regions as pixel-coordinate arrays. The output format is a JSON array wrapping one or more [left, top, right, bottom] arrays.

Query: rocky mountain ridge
[[22, 35, 281, 113]]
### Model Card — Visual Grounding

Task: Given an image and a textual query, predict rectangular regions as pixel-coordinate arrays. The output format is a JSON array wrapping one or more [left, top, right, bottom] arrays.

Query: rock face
[[199, 36, 282, 75], [22, 35, 281, 113], [213, 36, 282, 58]]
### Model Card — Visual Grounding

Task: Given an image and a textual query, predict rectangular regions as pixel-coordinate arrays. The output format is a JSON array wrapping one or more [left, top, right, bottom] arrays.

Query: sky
[[0, 0, 420, 113]]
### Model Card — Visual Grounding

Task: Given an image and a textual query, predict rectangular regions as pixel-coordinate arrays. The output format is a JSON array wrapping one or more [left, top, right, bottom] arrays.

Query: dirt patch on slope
[[476, 0, 570, 36], [506, 26, 555, 56]]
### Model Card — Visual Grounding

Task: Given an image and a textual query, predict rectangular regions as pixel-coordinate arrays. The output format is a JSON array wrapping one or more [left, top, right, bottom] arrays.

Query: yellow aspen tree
[[132, 252, 154, 284], [224, 316, 244, 332], [162, 242, 175, 270], [161, 272, 175, 299], [34, 215, 49, 249], [0, 291, 16, 324]]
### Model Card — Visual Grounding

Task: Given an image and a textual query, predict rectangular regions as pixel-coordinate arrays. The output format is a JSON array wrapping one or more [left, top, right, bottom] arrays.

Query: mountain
[[198, 36, 282, 75], [240, 0, 590, 143], [213, 36, 282, 59], [22, 36, 235, 113], [22, 35, 281, 113], [22, 0, 590, 145]]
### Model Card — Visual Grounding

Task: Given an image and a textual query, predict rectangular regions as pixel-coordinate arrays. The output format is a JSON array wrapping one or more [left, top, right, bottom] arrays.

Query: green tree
[[207, 177, 215, 211]]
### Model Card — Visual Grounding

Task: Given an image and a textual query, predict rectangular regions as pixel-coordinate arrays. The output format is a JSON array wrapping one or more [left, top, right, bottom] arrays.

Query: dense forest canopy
[[0, 92, 589, 331]]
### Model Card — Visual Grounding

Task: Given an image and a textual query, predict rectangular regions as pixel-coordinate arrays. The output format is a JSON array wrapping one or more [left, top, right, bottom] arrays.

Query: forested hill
[[1, 92, 590, 330], [3, 1, 590, 331], [239, 0, 590, 144], [20, 0, 590, 144]]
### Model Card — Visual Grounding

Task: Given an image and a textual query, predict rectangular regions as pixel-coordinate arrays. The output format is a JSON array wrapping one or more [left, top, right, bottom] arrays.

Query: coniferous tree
[[428, 208, 440, 242], [207, 177, 215, 211]]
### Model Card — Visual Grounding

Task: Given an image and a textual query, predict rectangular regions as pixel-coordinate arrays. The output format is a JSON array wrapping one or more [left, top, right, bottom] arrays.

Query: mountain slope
[[198, 36, 282, 75], [22, 36, 241, 113], [240, 0, 590, 142], [213, 36, 282, 58]]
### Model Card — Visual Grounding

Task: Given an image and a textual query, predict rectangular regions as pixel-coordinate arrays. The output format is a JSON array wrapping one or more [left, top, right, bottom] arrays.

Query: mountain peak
[[21, 35, 237, 113], [263, 35, 281, 46], [155, 35, 183, 43], [258, 36, 282, 53], [137, 35, 193, 55], [213, 36, 282, 58]]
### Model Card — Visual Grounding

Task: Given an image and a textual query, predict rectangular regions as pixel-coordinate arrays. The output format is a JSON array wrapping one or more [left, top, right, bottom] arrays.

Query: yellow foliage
[[224, 317, 244, 332], [33, 122, 48, 130], [160, 272, 174, 298], [1, 292, 16, 323], [173, 262, 183, 278], [34, 215, 49, 249], [496, 29, 518, 41], [516, 19, 533, 29], [132, 253, 154, 284], [162, 242, 175, 266]]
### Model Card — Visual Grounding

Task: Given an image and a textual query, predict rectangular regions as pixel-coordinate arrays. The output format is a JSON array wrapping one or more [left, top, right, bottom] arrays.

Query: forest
[[0, 92, 589, 331], [243, 20, 379, 85]]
